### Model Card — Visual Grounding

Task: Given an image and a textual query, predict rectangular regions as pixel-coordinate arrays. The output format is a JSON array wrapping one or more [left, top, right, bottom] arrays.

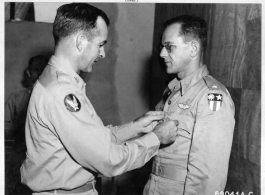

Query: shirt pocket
[[162, 113, 195, 155]]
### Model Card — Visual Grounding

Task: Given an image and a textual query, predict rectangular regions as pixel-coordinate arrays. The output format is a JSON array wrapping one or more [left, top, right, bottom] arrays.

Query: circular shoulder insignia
[[64, 94, 81, 112]]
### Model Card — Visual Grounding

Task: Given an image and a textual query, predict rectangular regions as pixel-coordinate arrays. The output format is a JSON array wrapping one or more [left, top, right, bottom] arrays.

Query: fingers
[[153, 120, 178, 145], [146, 111, 165, 116], [157, 117, 170, 124], [150, 121, 158, 129], [142, 121, 158, 133], [146, 112, 165, 121]]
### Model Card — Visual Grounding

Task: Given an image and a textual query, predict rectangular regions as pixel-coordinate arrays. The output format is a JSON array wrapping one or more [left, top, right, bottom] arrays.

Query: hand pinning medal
[[158, 117, 179, 126]]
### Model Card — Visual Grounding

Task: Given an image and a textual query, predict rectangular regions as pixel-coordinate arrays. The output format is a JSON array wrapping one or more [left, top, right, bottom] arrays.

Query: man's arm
[[184, 91, 235, 195], [108, 111, 165, 143], [47, 85, 177, 177]]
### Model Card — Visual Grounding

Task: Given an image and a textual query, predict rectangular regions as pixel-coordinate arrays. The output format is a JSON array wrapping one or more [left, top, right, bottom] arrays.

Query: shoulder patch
[[64, 94, 81, 112], [208, 93, 222, 111]]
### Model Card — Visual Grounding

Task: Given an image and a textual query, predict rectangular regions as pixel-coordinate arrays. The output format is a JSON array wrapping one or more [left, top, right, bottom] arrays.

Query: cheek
[[171, 50, 189, 63], [90, 48, 99, 59]]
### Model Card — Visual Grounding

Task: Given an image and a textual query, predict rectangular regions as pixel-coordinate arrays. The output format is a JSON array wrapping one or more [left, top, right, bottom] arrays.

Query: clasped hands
[[134, 111, 178, 145]]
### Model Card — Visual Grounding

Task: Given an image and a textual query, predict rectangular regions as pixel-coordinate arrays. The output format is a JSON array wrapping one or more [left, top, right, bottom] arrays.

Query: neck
[[54, 43, 79, 73], [177, 57, 204, 80]]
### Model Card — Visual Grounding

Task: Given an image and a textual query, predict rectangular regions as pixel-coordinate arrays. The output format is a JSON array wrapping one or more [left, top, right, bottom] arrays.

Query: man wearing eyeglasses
[[143, 15, 235, 195], [20, 3, 179, 195]]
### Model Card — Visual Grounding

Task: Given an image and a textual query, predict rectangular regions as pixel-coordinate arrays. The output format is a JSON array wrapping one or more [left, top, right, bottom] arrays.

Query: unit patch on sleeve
[[207, 93, 222, 111], [64, 94, 81, 112]]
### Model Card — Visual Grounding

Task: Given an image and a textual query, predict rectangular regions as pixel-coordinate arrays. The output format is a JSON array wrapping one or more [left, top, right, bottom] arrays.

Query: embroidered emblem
[[208, 93, 222, 111], [178, 103, 191, 110], [64, 94, 81, 112]]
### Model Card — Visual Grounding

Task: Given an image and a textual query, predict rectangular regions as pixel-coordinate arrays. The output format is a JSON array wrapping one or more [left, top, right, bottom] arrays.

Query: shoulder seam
[[202, 75, 226, 93]]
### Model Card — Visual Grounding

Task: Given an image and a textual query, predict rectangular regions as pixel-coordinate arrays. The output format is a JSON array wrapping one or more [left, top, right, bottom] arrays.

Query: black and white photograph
[[1, 1, 263, 195]]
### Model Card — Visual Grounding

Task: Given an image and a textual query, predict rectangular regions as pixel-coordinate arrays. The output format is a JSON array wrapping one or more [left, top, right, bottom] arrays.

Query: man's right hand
[[153, 120, 178, 145]]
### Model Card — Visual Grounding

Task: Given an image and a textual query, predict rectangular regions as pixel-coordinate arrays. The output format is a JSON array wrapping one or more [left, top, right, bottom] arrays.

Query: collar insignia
[[64, 94, 81, 112], [178, 103, 191, 110]]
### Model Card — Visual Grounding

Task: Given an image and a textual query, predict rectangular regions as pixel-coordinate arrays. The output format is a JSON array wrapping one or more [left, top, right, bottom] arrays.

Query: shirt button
[[168, 101, 171, 105]]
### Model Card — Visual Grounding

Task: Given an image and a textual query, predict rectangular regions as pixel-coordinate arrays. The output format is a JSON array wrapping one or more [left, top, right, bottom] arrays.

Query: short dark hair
[[164, 15, 207, 50], [22, 55, 48, 88], [53, 3, 110, 45], [28, 55, 48, 72]]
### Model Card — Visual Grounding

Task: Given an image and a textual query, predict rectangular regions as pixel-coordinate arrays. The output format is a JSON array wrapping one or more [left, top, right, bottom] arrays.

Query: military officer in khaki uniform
[[20, 3, 179, 195], [143, 15, 235, 195]]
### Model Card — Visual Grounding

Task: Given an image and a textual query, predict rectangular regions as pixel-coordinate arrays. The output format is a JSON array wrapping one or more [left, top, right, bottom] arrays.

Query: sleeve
[[5, 93, 17, 136], [108, 123, 140, 144], [184, 90, 235, 195], [47, 84, 160, 177]]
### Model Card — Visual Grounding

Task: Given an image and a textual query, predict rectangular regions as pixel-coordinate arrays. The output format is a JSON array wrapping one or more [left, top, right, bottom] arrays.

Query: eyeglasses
[[160, 44, 177, 53]]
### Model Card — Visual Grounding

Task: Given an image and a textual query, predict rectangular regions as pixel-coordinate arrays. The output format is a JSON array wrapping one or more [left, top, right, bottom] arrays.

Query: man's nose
[[160, 46, 168, 58], [99, 47, 106, 58]]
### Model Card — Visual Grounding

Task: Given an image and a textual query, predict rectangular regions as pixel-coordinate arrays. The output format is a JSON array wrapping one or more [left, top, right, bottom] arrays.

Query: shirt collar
[[168, 78, 180, 92], [48, 55, 86, 90], [168, 65, 209, 96]]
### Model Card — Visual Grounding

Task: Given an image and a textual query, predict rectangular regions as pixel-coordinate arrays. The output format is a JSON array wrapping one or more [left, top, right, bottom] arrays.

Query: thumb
[[150, 121, 158, 129], [141, 121, 158, 133]]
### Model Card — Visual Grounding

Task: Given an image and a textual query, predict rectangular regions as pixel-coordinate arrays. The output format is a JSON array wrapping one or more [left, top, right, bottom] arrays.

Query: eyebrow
[[101, 40, 107, 45], [163, 41, 175, 45]]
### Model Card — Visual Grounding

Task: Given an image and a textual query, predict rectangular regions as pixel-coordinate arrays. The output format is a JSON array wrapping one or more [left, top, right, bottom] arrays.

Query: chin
[[87, 68, 93, 73], [166, 68, 174, 74], [85, 65, 93, 73]]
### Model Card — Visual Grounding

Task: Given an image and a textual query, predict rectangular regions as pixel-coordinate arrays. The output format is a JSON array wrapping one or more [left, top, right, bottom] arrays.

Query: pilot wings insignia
[[64, 94, 81, 112], [178, 103, 191, 110]]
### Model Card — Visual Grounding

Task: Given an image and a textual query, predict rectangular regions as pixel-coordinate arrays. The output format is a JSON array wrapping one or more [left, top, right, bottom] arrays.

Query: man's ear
[[190, 40, 200, 58], [26, 70, 31, 77], [76, 33, 87, 52]]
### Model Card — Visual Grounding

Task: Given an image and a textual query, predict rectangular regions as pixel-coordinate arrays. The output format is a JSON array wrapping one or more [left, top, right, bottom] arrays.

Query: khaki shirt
[[21, 55, 159, 192], [147, 65, 235, 195]]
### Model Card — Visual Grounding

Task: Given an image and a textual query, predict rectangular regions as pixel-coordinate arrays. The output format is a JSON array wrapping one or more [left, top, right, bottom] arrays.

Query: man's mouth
[[93, 59, 99, 65], [95, 59, 98, 62]]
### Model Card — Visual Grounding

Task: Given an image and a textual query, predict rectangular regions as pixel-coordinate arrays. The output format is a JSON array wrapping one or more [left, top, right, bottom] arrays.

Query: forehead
[[94, 16, 108, 41], [162, 23, 182, 43]]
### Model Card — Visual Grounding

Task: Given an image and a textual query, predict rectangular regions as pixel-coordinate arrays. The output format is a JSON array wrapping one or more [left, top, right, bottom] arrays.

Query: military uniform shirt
[[21, 55, 159, 192], [144, 65, 235, 195]]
